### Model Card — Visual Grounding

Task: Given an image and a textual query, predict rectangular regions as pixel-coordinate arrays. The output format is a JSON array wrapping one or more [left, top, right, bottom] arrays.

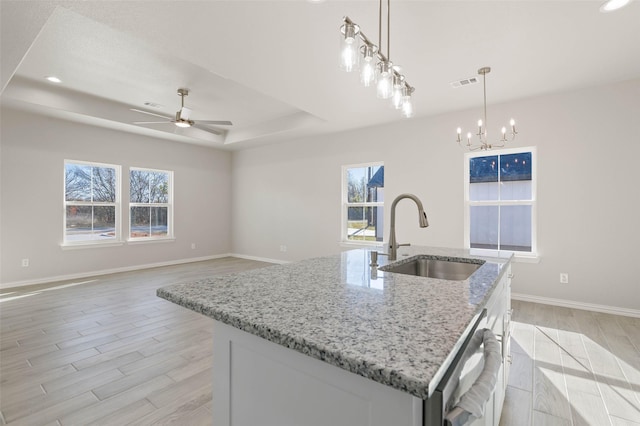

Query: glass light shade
[[360, 45, 376, 87], [361, 60, 375, 86], [339, 23, 360, 72], [401, 95, 414, 118], [376, 61, 393, 99], [401, 86, 414, 118], [392, 87, 403, 109], [391, 75, 405, 109]]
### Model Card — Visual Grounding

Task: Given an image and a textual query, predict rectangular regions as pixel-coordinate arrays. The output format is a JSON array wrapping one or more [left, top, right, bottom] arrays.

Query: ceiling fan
[[132, 88, 232, 135]]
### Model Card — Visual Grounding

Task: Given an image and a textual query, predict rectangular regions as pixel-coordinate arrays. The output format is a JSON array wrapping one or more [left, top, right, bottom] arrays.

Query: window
[[64, 160, 120, 244], [342, 163, 384, 243], [129, 168, 173, 240], [464, 148, 536, 256]]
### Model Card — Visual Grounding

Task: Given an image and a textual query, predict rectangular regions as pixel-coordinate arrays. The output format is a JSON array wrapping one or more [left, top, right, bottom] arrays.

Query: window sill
[[468, 248, 540, 263], [61, 241, 125, 250], [339, 241, 385, 249], [127, 237, 175, 245], [512, 253, 540, 264]]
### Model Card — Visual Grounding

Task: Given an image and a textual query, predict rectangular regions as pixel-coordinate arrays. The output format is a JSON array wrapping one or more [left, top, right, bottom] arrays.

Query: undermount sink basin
[[380, 256, 484, 280]]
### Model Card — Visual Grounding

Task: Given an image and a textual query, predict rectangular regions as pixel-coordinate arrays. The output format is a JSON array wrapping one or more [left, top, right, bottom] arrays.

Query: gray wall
[[2, 79, 638, 311], [1, 108, 232, 285], [231, 79, 640, 311]]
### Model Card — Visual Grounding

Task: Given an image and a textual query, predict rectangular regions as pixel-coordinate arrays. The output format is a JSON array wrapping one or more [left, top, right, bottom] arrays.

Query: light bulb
[[391, 75, 405, 109], [510, 119, 515, 126], [175, 121, 190, 128], [400, 86, 414, 118], [401, 96, 413, 118], [376, 61, 393, 99], [360, 45, 376, 87], [339, 23, 360, 72], [361, 62, 375, 86], [478, 119, 483, 127], [457, 128, 462, 135], [600, 0, 630, 12], [341, 44, 358, 72]]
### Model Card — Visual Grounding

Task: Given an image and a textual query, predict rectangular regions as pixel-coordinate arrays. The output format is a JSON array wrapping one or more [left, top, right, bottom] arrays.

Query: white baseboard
[[228, 253, 290, 265], [0, 254, 234, 290], [512, 293, 640, 318]]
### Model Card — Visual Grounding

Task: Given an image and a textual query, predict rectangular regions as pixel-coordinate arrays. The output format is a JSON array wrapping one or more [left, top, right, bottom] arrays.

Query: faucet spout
[[388, 193, 429, 260]]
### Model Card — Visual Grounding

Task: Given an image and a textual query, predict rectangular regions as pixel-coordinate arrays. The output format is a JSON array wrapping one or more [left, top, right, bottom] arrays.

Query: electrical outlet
[[191, 243, 196, 250], [560, 273, 569, 284], [21, 258, 29, 267]]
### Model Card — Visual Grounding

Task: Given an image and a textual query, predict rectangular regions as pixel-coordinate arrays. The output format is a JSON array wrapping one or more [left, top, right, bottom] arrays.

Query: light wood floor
[[499, 300, 640, 426], [1, 260, 639, 425], [0, 257, 272, 425]]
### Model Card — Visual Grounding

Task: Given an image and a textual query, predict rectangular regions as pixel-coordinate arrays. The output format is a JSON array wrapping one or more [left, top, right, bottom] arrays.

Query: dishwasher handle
[[444, 329, 502, 426]]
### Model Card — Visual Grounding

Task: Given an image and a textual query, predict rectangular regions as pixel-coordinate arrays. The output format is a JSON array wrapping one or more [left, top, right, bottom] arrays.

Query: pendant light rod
[[378, 0, 382, 52], [480, 67, 489, 138], [376, 0, 391, 58], [386, 0, 390, 59]]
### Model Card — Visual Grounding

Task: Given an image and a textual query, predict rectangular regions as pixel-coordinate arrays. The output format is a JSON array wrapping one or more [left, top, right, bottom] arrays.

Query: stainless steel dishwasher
[[423, 309, 502, 426]]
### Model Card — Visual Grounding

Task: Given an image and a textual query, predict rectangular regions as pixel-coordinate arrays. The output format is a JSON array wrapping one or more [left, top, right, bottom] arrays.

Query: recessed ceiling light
[[600, 0, 631, 12], [45, 76, 62, 83]]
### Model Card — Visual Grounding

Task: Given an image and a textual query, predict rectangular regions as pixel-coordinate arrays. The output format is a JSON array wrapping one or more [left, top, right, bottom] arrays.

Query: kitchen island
[[157, 246, 512, 426]]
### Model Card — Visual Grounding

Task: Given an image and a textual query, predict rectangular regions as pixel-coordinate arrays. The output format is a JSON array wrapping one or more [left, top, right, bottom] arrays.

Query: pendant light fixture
[[456, 67, 517, 150], [339, 0, 414, 118]]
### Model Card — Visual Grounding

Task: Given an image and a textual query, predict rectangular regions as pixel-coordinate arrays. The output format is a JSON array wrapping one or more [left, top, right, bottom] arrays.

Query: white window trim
[[128, 167, 174, 242], [341, 161, 384, 246], [62, 160, 122, 248], [463, 146, 538, 261]]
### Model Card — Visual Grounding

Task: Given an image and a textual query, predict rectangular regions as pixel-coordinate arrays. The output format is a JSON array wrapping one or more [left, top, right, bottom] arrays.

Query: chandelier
[[456, 67, 517, 151], [339, 0, 414, 118]]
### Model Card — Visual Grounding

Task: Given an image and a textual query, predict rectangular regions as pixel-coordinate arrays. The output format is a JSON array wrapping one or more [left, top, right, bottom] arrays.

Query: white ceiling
[[1, 1, 639, 150]]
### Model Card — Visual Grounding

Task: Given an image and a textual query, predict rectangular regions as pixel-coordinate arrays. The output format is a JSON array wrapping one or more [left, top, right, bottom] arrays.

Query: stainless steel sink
[[380, 256, 483, 280]]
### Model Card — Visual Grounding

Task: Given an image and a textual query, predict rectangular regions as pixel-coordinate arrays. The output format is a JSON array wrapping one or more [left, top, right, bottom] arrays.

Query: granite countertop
[[157, 246, 511, 400]]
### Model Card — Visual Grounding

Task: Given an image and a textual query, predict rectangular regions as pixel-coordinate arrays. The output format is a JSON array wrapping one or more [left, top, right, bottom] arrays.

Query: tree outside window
[[64, 161, 120, 243], [343, 163, 384, 243], [129, 168, 172, 239]]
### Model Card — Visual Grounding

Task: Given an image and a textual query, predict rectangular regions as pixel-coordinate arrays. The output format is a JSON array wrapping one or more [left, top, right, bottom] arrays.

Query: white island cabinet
[[212, 320, 423, 426], [157, 247, 512, 426]]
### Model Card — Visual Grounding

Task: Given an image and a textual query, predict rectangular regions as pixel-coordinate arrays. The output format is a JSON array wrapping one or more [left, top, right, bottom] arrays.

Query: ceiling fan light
[[175, 121, 191, 128], [600, 0, 630, 12]]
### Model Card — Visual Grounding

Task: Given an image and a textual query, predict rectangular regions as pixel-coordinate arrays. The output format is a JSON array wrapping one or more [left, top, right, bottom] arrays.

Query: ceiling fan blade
[[175, 125, 223, 139], [133, 121, 172, 125], [197, 120, 233, 126], [130, 108, 172, 120], [191, 123, 224, 135]]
